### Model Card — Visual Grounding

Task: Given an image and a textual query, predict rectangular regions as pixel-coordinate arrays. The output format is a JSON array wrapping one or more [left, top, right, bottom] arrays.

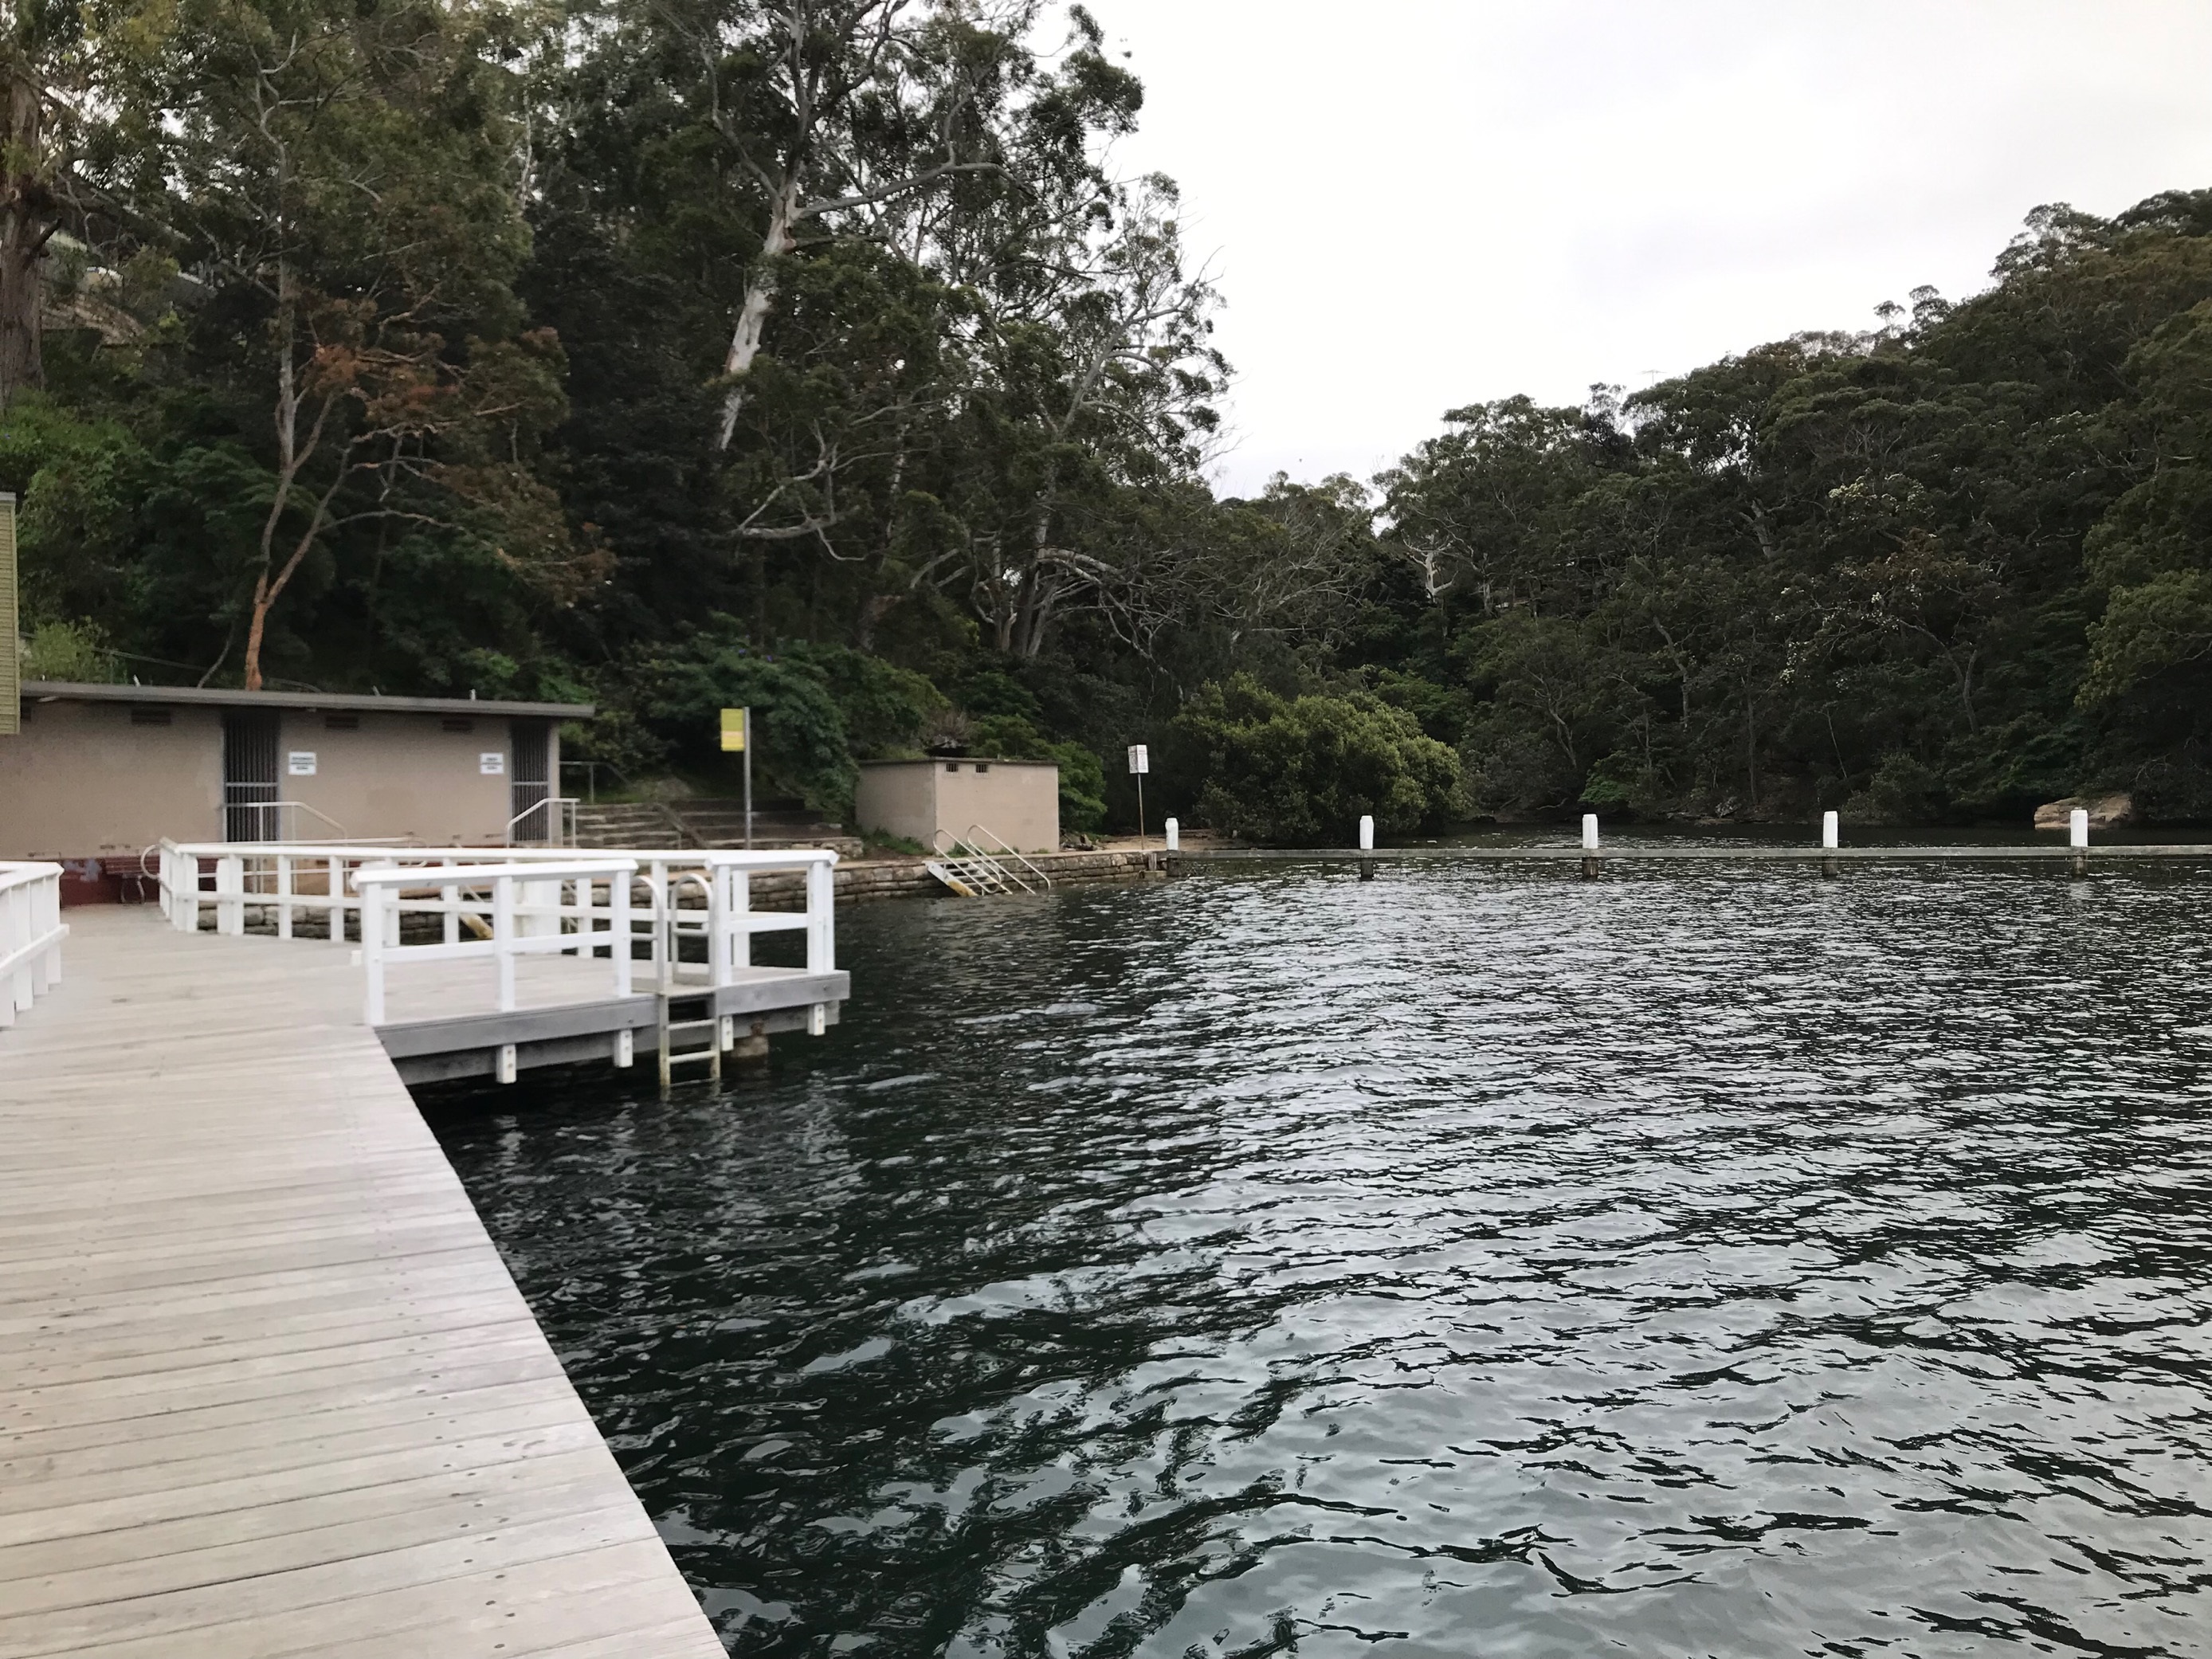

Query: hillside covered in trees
[[10, 0, 2212, 840]]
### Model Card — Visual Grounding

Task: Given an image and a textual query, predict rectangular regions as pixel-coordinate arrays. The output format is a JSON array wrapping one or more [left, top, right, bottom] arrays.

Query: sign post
[[1126, 743, 1149, 851], [721, 707, 752, 848]]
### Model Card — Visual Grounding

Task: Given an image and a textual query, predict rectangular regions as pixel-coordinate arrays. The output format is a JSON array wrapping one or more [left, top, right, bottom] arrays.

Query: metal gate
[[508, 718, 551, 842], [222, 710, 280, 841]]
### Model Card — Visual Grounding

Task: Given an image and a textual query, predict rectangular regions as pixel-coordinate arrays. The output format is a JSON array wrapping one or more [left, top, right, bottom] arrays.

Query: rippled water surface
[[432, 863, 2212, 1657]]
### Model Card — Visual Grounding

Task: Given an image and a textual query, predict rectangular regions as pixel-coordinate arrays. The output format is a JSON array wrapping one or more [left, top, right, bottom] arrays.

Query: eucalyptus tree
[[142, 0, 569, 690]]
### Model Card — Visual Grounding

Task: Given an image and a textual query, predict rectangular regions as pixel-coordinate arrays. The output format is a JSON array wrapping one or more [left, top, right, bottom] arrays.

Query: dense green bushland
[[10, 3, 2212, 840]]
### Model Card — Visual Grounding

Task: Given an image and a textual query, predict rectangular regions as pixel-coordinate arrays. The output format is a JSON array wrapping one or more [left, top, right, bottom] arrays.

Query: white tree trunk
[[715, 179, 801, 450]]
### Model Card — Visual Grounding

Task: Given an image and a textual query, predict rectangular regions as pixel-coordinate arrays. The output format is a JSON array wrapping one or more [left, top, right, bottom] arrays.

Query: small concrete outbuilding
[[2, 680, 593, 900], [856, 757, 1059, 854]]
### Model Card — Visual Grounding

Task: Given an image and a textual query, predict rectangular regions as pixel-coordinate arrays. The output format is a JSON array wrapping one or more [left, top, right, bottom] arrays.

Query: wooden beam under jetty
[[0, 907, 725, 1659]]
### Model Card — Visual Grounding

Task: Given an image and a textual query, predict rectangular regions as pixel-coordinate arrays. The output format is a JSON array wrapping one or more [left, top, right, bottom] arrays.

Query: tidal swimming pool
[[430, 864, 2212, 1657]]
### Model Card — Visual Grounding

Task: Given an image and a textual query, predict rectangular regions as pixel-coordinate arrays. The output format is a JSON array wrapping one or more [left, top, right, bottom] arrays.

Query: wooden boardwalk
[[0, 907, 725, 1659]]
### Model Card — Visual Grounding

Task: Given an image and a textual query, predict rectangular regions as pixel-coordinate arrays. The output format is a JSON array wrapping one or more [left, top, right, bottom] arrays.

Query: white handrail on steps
[[0, 861, 69, 1029], [959, 823, 1055, 891], [222, 799, 354, 844], [928, 826, 1053, 896], [505, 796, 581, 847]]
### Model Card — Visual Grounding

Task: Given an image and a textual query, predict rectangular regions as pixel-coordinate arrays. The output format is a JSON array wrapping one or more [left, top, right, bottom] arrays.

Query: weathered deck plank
[[0, 907, 724, 1659]]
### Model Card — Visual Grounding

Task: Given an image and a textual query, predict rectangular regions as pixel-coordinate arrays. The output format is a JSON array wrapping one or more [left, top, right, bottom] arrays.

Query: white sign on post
[[479, 751, 506, 776], [1126, 744, 1149, 775], [287, 751, 316, 776]]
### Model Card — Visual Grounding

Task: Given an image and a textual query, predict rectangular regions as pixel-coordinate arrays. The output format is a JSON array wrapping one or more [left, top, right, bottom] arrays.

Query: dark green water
[[429, 865, 2212, 1657]]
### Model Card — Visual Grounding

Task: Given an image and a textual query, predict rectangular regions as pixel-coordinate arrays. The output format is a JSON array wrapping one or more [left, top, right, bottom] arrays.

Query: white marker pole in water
[[1164, 817, 1179, 852], [2070, 807, 2089, 849], [1582, 814, 1599, 852], [1358, 814, 1375, 851], [1822, 810, 1839, 851]]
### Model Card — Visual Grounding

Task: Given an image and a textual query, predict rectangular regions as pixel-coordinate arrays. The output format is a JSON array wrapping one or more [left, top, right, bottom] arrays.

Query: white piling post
[[1164, 818, 1179, 852], [1822, 810, 1839, 851], [2069, 808, 2088, 849], [1359, 815, 1375, 852], [1582, 814, 1599, 852]]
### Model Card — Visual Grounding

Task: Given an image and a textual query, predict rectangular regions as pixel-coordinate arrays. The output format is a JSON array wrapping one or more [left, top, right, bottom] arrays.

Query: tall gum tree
[[152, 0, 567, 690]]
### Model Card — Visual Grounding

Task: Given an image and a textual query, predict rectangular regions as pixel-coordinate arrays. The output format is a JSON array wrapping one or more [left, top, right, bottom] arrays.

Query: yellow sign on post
[[720, 707, 747, 751]]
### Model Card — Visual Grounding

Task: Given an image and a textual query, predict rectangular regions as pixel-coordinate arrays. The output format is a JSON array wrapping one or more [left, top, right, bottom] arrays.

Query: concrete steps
[[572, 801, 861, 858]]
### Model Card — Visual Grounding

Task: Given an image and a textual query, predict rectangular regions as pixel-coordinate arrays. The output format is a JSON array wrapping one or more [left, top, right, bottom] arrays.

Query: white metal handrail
[[505, 795, 580, 847], [0, 861, 69, 1029], [222, 799, 354, 844], [930, 826, 1053, 895], [958, 823, 1055, 891], [352, 858, 639, 1024]]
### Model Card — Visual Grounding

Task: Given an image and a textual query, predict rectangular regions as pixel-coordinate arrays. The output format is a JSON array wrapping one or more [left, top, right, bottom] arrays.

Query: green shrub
[[636, 619, 858, 814], [1173, 674, 1464, 845], [967, 712, 1107, 832]]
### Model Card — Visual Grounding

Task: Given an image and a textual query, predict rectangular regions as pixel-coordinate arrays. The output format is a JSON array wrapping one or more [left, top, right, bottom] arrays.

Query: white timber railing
[[352, 857, 639, 1024], [0, 861, 69, 1029], [155, 841, 841, 1023], [636, 849, 838, 991]]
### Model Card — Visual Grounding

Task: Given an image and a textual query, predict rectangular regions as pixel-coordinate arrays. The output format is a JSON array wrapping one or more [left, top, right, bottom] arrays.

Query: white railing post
[[276, 854, 295, 941], [494, 874, 516, 1013], [216, 854, 245, 936], [737, 865, 755, 967], [612, 870, 633, 997], [361, 873, 389, 1024], [806, 856, 835, 975], [647, 858, 670, 989]]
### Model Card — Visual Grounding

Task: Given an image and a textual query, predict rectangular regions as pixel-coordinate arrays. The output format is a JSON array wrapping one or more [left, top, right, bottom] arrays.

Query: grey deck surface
[[0, 907, 725, 1659]]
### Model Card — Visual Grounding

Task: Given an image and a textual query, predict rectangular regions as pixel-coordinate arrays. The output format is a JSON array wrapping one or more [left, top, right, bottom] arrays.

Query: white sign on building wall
[[287, 751, 316, 776], [479, 751, 505, 775]]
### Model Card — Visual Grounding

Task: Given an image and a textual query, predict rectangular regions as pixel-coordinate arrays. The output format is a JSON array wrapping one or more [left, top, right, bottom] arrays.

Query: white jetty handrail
[[157, 839, 841, 1006], [638, 848, 840, 990], [351, 857, 639, 1024], [0, 861, 69, 1029], [159, 840, 622, 943]]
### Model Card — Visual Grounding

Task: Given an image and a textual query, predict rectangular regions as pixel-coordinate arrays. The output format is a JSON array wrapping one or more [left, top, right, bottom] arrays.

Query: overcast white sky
[[1080, 1, 2212, 496]]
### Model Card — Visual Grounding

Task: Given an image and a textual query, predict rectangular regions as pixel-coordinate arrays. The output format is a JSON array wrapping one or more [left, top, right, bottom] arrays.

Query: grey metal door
[[222, 710, 280, 841]]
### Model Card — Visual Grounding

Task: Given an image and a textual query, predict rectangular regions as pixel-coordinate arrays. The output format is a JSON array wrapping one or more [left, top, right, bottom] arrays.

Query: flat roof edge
[[858, 756, 1061, 767], [21, 680, 595, 720]]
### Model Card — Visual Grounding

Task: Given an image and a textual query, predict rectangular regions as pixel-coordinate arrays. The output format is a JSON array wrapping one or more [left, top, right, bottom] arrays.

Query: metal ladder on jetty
[[926, 825, 1054, 898], [656, 870, 721, 1092]]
